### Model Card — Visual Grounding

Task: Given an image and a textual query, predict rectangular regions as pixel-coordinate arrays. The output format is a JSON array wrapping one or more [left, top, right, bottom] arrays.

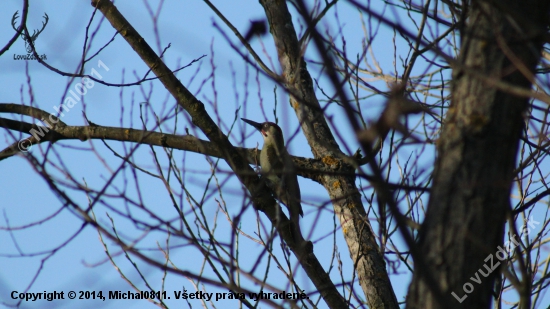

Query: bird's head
[[241, 118, 284, 147]]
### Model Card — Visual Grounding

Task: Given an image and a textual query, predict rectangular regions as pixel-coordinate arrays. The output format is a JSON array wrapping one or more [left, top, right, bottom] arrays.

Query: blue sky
[[1, 1, 548, 308], [0, 1, 398, 308]]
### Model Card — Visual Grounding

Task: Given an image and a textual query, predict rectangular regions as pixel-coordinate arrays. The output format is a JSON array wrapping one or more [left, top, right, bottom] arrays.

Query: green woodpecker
[[241, 118, 303, 227]]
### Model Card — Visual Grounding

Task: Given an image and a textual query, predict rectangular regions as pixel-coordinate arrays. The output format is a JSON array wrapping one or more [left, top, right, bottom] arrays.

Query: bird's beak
[[241, 118, 262, 131]]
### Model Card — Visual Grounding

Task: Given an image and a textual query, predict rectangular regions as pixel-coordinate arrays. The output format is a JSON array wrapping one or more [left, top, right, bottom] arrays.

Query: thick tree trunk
[[407, 1, 549, 309]]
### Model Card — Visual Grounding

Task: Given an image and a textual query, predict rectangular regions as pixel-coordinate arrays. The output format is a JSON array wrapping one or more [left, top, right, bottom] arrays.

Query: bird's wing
[[282, 155, 303, 217], [265, 145, 285, 178], [266, 147, 303, 217]]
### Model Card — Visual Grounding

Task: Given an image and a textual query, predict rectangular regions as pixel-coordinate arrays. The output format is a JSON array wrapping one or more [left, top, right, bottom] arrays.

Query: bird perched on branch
[[241, 118, 303, 235]]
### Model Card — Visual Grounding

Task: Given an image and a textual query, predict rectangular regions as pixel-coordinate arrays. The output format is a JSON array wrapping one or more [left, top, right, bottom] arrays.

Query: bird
[[241, 118, 303, 234]]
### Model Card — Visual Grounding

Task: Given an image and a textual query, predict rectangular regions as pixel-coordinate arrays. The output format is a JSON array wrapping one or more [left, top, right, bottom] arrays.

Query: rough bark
[[406, 1, 549, 308], [260, 1, 399, 308]]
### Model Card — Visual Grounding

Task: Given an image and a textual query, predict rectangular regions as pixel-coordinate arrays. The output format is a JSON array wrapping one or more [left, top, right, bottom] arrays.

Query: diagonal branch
[[88, 1, 347, 307], [259, 0, 399, 308]]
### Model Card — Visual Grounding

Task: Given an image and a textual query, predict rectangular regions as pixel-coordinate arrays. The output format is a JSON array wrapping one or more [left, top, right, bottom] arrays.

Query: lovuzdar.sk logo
[[11, 11, 48, 61]]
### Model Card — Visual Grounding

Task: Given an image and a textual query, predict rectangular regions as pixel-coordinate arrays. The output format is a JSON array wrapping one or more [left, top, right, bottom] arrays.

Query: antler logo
[[12, 11, 49, 54]]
